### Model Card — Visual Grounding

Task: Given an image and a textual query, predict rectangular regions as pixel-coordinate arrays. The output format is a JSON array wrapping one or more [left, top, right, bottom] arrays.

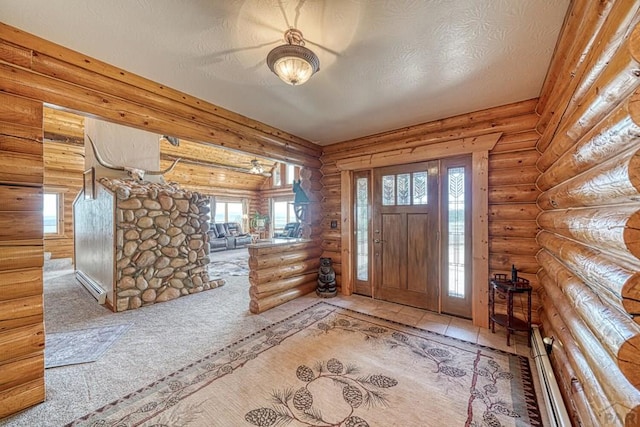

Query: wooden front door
[[372, 162, 439, 311]]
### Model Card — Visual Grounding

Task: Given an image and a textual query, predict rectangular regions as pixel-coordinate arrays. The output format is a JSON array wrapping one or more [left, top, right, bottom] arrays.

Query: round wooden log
[[537, 231, 640, 314], [249, 259, 320, 286], [320, 162, 340, 176], [321, 198, 341, 210], [490, 130, 539, 154], [628, 87, 640, 126], [248, 240, 316, 257], [538, 205, 640, 261], [0, 23, 318, 156], [535, 0, 591, 120], [323, 113, 538, 164], [298, 221, 321, 235], [488, 184, 540, 204], [320, 173, 341, 187], [537, 42, 640, 170], [0, 62, 321, 168], [489, 220, 540, 238], [539, 269, 640, 420], [537, 0, 636, 153], [538, 250, 640, 387], [250, 273, 317, 299], [299, 167, 322, 182], [320, 238, 341, 252], [539, 282, 624, 426], [538, 105, 640, 191], [301, 178, 323, 192], [539, 311, 599, 427], [489, 253, 539, 275], [320, 186, 340, 198], [249, 281, 317, 314], [488, 203, 540, 221], [488, 149, 539, 169], [320, 251, 341, 265], [538, 146, 640, 210], [323, 100, 537, 158], [489, 237, 539, 256], [628, 17, 640, 64], [488, 166, 539, 186], [248, 248, 322, 270]]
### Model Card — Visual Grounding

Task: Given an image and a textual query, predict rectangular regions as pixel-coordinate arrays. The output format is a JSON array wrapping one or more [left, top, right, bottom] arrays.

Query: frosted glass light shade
[[267, 44, 320, 86]]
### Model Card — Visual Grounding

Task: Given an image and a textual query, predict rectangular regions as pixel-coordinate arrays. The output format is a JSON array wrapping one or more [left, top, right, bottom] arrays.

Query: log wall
[[0, 92, 45, 418], [535, 2, 640, 425], [248, 240, 319, 313], [43, 141, 84, 259], [320, 99, 542, 323], [0, 22, 320, 419]]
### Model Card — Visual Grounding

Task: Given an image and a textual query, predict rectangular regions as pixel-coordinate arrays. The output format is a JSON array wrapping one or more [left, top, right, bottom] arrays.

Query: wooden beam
[[335, 133, 502, 171], [0, 23, 322, 168]]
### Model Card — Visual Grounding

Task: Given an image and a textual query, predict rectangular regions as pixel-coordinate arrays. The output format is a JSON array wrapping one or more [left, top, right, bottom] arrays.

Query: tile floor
[[321, 293, 532, 357]]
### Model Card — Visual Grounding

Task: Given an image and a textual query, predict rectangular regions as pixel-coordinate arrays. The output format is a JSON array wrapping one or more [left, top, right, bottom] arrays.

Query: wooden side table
[[489, 274, 532, 346]]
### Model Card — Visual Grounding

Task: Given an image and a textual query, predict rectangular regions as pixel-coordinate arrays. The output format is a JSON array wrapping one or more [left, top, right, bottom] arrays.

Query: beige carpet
[[68, 303, 540, 427]]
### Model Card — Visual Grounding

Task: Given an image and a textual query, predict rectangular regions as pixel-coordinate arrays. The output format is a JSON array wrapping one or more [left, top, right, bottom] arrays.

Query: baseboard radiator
[[531, 325, 571, 427], [75, 270, 107, 305]]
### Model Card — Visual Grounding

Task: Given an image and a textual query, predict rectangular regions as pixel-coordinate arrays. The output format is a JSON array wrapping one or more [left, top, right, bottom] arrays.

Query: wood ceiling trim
[[335, 133, 502, 171]]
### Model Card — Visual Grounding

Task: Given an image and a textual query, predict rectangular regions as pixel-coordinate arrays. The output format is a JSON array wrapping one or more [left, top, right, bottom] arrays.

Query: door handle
[[374, 239, 386, 244]]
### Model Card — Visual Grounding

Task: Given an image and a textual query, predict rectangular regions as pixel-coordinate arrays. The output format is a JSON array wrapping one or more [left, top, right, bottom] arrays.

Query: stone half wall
[[99, 178, 222, 311]]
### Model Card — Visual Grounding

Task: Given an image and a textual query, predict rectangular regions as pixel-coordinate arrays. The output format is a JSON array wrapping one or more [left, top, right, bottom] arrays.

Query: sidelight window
[[355, 177, 369, 281], [447, 167, 466, 298]]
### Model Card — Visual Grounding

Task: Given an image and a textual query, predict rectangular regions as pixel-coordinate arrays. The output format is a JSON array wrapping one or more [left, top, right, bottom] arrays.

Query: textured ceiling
[[0, 0, 569, 145]]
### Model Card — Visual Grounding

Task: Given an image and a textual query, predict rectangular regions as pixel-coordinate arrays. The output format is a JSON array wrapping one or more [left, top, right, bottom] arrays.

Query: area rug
[[68, 303, 540, 426], [45, 324, 131, 369]]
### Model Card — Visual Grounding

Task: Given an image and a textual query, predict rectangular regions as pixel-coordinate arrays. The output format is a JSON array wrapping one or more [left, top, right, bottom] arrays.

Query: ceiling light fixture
[[250, 159, 265, 174], [267, 28, 320, 86]]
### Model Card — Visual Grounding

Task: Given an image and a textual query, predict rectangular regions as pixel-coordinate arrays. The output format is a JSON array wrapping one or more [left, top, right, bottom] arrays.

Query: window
[[286, 164, 296, 185], [273, 163, 282, 187], [213, 201, 243, 223], [43, 192, 63, 236], [355, 177, 369, 281], [272, 199, 297, 234], [382, 171, 429, 206], [446, 167, 466, 298]]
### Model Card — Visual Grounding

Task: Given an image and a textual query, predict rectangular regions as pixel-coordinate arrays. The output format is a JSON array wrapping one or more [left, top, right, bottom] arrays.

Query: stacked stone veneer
[[99, 178, 223, 311]]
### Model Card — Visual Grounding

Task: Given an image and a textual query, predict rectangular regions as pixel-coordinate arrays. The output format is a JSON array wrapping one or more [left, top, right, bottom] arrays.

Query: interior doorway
[[353, 156, 472, 318]]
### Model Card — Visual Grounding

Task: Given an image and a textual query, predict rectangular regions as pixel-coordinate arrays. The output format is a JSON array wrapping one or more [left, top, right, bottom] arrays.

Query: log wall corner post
[[0, 92, 46, 418]]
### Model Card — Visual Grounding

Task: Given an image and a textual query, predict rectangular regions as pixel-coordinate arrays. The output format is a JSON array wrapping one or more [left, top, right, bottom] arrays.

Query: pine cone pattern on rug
[[316, 314, 528, 426], [293, 388, 313, 411], [246, 358, 397, 427]]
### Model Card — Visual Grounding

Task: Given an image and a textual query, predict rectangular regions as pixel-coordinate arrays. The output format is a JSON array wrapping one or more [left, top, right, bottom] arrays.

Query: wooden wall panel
[[535, 4, 640, 426], [0, 22, 321, 421], [488, 144, 542, 324], [43, 140, 84, 259], [0, 23, 321, 168], [0, 92, 45, 418], [321, 101, 542, 326]]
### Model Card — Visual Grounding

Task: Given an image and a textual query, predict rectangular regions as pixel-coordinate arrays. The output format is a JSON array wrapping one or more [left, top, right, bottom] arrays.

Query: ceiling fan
[[248, 158, 272, 177]]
